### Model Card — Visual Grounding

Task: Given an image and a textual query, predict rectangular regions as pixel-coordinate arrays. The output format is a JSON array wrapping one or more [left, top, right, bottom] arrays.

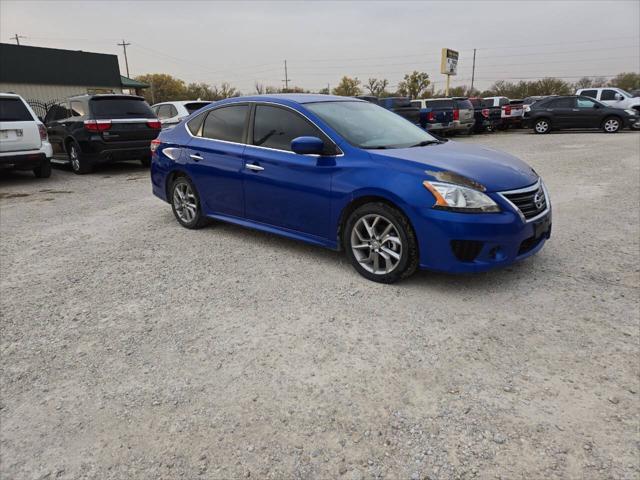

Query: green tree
[[185, 82, 215, 100], [332, 76, 361, 96], [135, 73, 186, 104], [397, 71, 431, 99], [608, 72, 640, 91], [364, 78, 389, 97]]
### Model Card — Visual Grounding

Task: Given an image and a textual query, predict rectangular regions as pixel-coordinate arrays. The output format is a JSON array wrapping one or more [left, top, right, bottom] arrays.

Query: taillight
[[503, 105, 512, 115], [84, 120, 112, 132], [150, 139, 161, 153], [147, 120, 161, 130], [481, 108, 489, 118], [453, 109, 459, 121], [38, 123, 47, 141], [427, 112, 435, 121]]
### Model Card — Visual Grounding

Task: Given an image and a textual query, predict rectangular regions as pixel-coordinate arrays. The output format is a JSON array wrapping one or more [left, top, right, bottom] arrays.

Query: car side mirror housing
[[615, 93, 623, 101], [291, 136, 325, 155], [594, 103, 601, 108]]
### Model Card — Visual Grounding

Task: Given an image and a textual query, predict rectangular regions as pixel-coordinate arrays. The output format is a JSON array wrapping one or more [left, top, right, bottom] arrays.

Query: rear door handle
[[190, 154, 203, 161], [245, 163, 264, 171]]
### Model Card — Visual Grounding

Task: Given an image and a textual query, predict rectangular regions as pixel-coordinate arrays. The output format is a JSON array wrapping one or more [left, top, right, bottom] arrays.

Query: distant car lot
[[1, 130, 638, 479]]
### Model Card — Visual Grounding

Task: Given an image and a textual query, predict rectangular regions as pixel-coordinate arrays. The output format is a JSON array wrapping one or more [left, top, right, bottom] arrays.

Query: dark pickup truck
[[357, 96, 420, 125], [469, 97, 501, 132]]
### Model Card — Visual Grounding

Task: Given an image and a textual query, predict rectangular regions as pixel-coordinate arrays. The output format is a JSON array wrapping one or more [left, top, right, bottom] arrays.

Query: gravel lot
[[1, 130, 638, 480]]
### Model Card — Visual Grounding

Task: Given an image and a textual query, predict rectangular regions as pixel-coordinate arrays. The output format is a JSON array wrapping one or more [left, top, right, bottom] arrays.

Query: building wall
[[0, 83, 123, 103]]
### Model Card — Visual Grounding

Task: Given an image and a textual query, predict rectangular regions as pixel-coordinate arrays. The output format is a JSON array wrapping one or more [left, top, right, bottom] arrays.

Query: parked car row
[[2, 86, 638, 179]]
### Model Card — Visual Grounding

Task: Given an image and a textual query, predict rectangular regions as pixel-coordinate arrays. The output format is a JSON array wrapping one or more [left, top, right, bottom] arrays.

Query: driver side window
[[252, 105, 333, 154]]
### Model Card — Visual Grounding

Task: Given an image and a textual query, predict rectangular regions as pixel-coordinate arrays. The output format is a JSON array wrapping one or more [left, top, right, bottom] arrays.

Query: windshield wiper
[[409, 140, 442, 147], [362, 145, 390, 149]]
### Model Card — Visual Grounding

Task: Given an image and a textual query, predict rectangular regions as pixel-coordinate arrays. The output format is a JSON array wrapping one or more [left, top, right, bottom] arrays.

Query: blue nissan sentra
[[150, 94, 551, 283]]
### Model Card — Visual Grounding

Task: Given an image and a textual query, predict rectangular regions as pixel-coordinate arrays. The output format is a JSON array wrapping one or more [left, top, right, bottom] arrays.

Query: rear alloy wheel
[[534, 119, 550, 134], [170, 176, 208, 229], [344, 203, 418, 283], [602, 117, 621, 133], [68, 141, 92, 174], [33, 159, 52, 178]]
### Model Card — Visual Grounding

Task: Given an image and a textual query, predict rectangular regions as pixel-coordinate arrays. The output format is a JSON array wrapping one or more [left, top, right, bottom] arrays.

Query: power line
[[11, 34, 26, 45]]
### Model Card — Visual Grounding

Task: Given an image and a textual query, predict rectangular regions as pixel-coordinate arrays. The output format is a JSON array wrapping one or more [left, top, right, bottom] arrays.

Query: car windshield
[[306, 101, 437, 149]]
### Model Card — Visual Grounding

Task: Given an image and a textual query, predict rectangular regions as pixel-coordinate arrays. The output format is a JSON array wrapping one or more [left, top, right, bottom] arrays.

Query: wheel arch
[[336, 192, 417, 251], [165, 168, 190, 201]]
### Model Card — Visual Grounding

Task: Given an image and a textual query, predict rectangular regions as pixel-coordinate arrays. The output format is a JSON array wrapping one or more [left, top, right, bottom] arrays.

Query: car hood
[[369, 140, 538, 192]]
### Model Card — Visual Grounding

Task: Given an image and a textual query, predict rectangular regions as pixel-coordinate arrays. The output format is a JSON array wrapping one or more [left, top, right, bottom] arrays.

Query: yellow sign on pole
[[440, 48, 459, 75], [441, 48, 459, 96]]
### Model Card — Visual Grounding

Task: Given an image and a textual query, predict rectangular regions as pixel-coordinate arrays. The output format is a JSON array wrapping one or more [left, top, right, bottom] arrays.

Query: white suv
[[151, 100, 211, 128], [0, 93, 53, 177]]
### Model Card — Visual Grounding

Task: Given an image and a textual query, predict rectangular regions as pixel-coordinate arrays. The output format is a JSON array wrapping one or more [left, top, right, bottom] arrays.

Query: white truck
[[576, 87, 640, 113], [0, 93, 53, 177]]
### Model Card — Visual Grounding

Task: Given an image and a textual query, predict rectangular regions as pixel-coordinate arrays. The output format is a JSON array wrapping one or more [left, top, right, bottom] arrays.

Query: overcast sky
[[2, 0, 639, 93]]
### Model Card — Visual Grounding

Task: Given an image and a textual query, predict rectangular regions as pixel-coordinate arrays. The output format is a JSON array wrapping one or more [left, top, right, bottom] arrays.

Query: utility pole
[[117, 39, 131, 77], [327, 83, 330, 94], [12, 34, 25, 45], [470, 48, 477, 93], [283, 60, 290, 91]]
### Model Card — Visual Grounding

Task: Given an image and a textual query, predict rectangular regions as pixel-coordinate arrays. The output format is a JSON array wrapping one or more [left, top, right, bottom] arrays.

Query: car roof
[[220, 94, 361, 105], [0, 92, 22, 98], [69, 93, 145, 101], [153, 100, 212, 107]]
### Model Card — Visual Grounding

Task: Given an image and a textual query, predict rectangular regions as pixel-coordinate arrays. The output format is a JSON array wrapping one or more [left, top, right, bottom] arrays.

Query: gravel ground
[[1, 130, 639, 480]]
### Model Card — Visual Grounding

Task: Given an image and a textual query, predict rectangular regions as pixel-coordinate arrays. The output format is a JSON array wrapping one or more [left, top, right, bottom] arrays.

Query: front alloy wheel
[[351, 214, 403, 275], [602, 117, 620, 133], [344, 203, 418, 283]]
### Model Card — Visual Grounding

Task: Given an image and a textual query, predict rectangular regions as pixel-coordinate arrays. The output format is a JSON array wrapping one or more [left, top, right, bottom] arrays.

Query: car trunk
[[89, 97, 158, 143], [0, 98, 41, 152]]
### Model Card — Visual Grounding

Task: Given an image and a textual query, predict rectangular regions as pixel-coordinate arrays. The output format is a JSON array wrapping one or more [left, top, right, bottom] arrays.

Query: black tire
[[602, 116, 621, 133], [533, 118, 551, 134], [140, 157, 151, 168], [33, 159, 52, 178], [343, 202, 419, 284], [170, 176, 208, 229], [68, 140, 92, 174]]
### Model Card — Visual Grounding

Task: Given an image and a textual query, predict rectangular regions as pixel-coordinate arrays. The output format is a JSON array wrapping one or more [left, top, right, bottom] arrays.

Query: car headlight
[[423, 181, 500, 213], [625, 109, 637, 116]]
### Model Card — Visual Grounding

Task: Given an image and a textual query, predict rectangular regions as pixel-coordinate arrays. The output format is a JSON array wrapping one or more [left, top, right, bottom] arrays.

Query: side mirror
[[615, 93, 623, 101], [594, 103, 601, 108], [291, 136, 325, 155]]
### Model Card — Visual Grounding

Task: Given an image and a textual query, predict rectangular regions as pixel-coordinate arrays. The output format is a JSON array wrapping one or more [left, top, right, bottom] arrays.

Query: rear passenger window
[[547, 98, 574, 108], [0, 98, 33, 121], [70, 101, 85, 117], [253, 105, 324, 152], [580, 90, 597, 99], [600, 90, 617, 101], [186, 112, 206, 135], [201, 105, 248, 143]]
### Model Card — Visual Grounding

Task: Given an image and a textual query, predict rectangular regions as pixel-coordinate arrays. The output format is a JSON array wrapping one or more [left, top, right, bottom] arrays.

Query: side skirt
[[205, 212, 339, 250]]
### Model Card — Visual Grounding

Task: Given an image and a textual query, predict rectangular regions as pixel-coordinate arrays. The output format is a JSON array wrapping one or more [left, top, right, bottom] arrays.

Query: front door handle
[[190, 154, 203, 161], [245, 163, 264, 171]]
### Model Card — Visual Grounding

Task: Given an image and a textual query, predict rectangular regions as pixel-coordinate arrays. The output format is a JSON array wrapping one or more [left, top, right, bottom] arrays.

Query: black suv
[[524, 95, 639, 134], [45, 94, 160, 174]]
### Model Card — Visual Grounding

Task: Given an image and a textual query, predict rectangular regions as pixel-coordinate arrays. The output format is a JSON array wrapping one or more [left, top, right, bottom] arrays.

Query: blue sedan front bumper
[[412, 205, 551, 273]]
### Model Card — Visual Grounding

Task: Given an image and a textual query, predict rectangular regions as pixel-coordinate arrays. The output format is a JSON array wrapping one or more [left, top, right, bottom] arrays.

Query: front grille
[[501, 182, 547, 220], [451, 240, 483, 262]]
